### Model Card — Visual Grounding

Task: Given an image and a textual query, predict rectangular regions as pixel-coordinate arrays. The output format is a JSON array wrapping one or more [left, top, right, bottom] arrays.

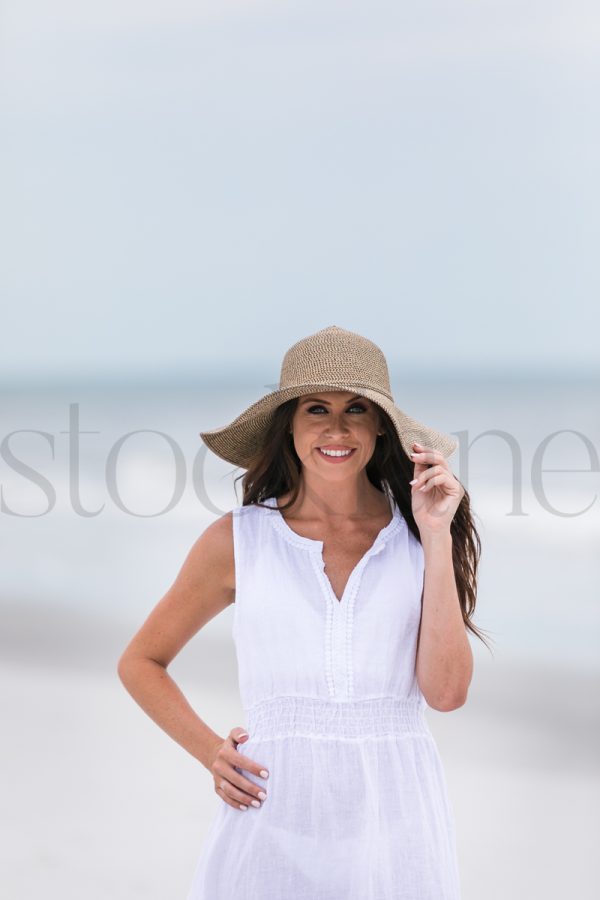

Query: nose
[[323, 413, 351, 437]]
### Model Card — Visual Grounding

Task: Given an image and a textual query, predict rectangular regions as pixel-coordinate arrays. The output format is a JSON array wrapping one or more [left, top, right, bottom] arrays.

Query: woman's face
[[289, 390, 382, 478]]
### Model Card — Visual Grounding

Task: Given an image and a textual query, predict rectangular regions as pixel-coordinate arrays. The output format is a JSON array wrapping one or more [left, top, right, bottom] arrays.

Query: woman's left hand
[[409, 441, 464, 535]]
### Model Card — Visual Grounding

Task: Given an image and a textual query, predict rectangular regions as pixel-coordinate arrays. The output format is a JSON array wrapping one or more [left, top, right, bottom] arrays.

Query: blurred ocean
[[1, 374, 599, 899]]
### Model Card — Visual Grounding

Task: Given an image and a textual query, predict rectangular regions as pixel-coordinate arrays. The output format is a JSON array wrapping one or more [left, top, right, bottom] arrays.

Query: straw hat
[[199, 325, 457, 468]]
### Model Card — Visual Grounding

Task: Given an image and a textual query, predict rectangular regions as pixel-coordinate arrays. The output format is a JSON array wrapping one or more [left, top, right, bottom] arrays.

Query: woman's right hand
[[208, 727, 269, 811]]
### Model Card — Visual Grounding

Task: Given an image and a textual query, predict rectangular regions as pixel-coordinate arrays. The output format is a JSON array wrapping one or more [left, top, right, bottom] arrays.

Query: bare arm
[[117, 512, 236, 771], [415, 530, 473, 711]]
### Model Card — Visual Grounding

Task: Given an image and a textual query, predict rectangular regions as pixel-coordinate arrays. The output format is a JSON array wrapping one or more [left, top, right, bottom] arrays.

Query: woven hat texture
[[199, 325, 457, 468]]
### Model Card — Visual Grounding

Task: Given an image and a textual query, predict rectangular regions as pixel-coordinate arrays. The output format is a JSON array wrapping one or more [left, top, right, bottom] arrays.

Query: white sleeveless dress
[[186, 495, 462, 900]]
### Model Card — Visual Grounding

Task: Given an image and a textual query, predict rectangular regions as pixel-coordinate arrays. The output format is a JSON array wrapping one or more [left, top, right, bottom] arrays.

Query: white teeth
[[319, 448, 353, 457]]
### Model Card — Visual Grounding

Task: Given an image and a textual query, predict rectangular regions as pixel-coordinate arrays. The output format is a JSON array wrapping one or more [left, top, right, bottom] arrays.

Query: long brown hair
[[233, 397, 493, 653]]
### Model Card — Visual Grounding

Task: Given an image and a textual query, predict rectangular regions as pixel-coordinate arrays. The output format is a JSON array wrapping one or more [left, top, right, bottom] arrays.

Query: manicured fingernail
[[260, 769, 269, 779], [409, 479, 417, 485]]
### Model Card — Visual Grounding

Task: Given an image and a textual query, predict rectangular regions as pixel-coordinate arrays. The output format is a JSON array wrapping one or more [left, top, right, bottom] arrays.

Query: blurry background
[[1, 1, 598, 898]]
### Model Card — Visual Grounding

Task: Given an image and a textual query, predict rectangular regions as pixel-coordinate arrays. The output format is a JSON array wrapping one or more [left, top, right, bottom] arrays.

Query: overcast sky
[[1, 0, 598, 381]]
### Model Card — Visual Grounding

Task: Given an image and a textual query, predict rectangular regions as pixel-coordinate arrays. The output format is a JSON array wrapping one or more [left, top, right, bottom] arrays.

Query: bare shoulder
[[118, 511, 235, 669], [190, 510, 236, 595]]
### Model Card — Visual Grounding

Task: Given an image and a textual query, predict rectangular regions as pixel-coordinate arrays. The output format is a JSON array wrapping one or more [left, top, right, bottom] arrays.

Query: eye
[[306, 403, 367, 414]]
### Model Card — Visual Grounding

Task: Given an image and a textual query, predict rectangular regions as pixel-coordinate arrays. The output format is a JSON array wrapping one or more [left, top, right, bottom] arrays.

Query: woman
[[118, 324, 490, 899]]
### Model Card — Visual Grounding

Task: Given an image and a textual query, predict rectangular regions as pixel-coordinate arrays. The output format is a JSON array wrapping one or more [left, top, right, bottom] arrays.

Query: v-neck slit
[[262, 493, 404, 607]]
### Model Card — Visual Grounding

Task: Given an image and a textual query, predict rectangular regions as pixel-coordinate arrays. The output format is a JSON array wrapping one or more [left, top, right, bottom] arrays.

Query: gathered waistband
[[244, 695, 429, 740]]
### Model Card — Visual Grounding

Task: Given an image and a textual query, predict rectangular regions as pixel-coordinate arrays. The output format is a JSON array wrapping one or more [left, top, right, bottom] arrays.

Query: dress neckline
[[261, 492, 403, 553]]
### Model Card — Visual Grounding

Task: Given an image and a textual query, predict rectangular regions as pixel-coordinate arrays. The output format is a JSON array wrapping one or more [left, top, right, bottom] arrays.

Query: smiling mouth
[[316, 447, 356, 458]]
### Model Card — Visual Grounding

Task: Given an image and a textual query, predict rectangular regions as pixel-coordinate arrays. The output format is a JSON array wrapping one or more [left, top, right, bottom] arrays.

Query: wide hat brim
[[199, 382, 457, 469]]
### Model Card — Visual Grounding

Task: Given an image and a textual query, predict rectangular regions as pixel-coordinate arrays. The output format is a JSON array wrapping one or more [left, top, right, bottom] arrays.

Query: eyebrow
[[299, 395, 366, 405]]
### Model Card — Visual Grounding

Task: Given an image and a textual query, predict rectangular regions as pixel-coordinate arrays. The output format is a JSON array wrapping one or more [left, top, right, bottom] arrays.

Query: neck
[[280, 478, 391, 523]]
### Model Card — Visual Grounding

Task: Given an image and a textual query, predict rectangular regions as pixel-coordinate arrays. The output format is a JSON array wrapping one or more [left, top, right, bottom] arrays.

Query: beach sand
[[1, 601, 598, 899]]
